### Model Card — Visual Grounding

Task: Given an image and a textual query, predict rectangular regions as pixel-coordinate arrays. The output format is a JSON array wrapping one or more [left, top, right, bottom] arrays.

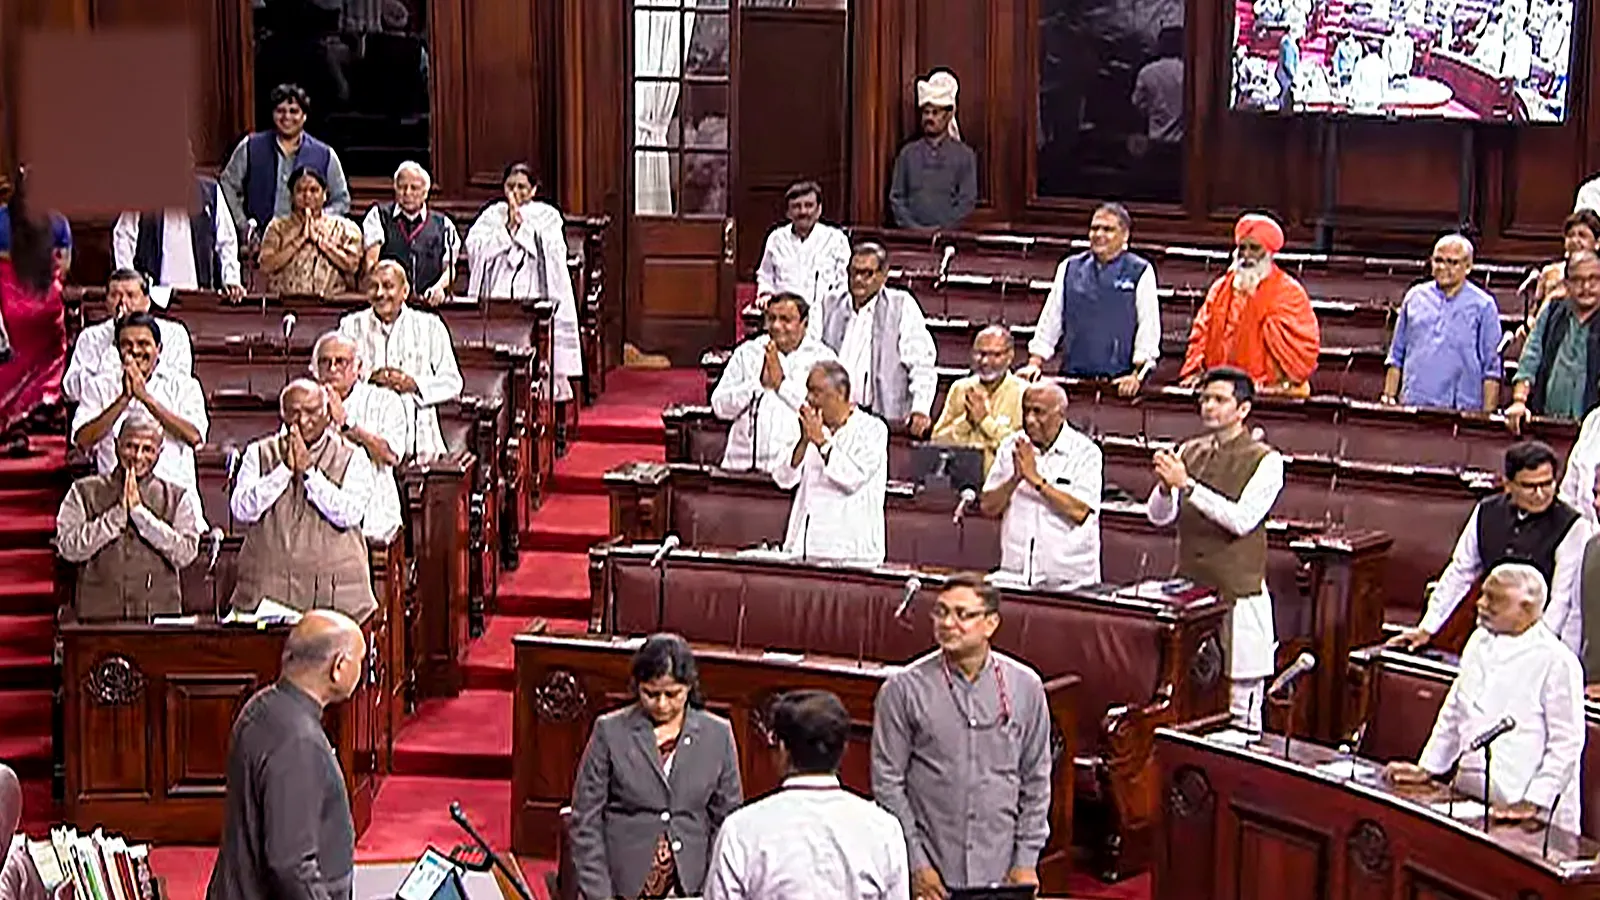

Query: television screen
[[1227, 0, 1577, 122]]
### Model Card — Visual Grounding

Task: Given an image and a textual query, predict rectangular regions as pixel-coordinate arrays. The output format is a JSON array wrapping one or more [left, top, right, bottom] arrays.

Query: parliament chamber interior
[[2, 0, 1600, 897]]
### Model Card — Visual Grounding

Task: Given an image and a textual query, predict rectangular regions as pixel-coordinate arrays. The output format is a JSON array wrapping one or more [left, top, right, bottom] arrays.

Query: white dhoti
[[1231, 586, 1278, 732]]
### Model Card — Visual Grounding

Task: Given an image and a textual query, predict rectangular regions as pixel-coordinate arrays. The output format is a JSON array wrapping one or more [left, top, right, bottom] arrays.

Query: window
[[252, 0, 432, 176], [633, 0, 732, 216], [1036, 0, 1186, 203]]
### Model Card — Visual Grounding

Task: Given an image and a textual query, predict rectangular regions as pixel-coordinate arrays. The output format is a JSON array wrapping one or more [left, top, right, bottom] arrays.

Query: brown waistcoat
[[73, 472, 186, 621], [1175, 430, 1272, 601], [230, 433, 377, 622]]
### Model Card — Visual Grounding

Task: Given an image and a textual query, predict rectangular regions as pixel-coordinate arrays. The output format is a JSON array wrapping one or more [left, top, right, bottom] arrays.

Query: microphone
[[281, 311, 297, 340], [206, 526, 224, 619], [1463, 715, 1516, 831], [1026, 537, 1036, 585], [1268, 652, 1317, 699], [935, 245, 956, 289], [734, 583, 748, 652], [1466, 715, 1516, 752], [801, 513, 811, 562], [649, 534, 680, 568], [894, 575, 921, 620], [1516, 266, 1541, 298], [450, 802, 534, 900], [952, 487, 976, 525]]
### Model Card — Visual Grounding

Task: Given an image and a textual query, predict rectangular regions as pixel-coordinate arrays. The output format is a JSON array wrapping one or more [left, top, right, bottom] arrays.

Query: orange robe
[[1180, 266, 1321, 391]]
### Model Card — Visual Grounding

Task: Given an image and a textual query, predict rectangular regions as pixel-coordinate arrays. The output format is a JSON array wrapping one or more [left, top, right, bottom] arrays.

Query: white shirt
[[62, 317, 194, 403], [1351, 53, 1389, 110], [1578, 176, 1600, 215], [1146, 446, 1285, 679], [111, 184, 242, 288], [1559, 404, 1600, 523], [1027, 254, 1161, 368], [338, 305, 464, 459], [710, 334, 837, 473], [70, 370, 208, 498], [1416, 501, 1588, 653], [359, 203, 463, 291], [1131, 57, 1185, 142], [984, 425, 1102, 587], [703, 774, 909, 900], [229, 431, 377, 531], [773, 408, 889, 566], [754, 222, 851, 306], [1417, 623, 1584, 834], [809, 293, 938, 417], [342, 380, 409, 542]]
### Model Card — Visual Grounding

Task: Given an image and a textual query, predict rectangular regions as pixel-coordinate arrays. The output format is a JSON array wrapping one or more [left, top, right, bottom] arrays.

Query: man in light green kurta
[[1506, 251, 1600, 429]]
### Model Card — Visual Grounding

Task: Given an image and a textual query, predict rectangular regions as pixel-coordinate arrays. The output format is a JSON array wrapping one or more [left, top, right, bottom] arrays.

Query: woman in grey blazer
[[569, 634, 743, 899]]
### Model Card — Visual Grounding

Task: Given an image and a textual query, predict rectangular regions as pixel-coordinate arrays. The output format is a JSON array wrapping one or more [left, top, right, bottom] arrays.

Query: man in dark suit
[[207, 610, 367, 900]]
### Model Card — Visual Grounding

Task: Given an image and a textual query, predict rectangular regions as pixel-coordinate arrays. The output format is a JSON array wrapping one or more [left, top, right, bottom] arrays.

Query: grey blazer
[[568, 705, 743, 899]]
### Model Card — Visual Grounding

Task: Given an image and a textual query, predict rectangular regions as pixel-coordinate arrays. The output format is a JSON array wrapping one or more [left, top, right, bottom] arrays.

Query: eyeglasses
[[930, 604, 991, 624], [1431, 256, 1469, 266]]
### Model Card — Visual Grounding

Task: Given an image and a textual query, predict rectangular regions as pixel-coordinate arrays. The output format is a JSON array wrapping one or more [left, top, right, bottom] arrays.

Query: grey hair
[[1484, 562, 1547, 610], [1023, 380, 1069, 411], [850, 241, 889, 272], [115, 411, 163, 441], [393, 160, 432, 191], [279, 377, 327, 415], [810, 360, 852, 398], [1435, 233, 1475, 262], [309, 331, 366, 376]]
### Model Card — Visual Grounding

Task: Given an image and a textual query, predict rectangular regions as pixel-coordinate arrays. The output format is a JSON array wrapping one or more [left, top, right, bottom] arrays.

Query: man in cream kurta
[[710, 293, 836, 473], [339, 260, 463, 460], [754, 180, 851, 309], [773, 361, 889, 566], [1385, 563, 1585, 834], [311, 331, 408, 543]]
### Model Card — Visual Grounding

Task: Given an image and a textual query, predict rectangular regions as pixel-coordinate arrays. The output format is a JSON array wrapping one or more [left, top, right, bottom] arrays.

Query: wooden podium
[[1152, 728, 1600, 899]]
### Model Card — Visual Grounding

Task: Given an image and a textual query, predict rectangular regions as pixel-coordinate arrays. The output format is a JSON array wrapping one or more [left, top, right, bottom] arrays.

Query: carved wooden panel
[[1229, 804, 1330, 900], [164, 674, 257, 798], [76, 658, 150, 798], [1400, 864, 1513, 900]]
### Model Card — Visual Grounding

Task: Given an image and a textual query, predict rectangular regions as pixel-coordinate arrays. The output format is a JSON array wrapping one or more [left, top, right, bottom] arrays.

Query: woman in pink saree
[[0, 171, 70, 456]]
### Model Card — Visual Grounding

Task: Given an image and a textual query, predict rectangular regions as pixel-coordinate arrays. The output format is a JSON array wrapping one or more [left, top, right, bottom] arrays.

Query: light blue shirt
[[1385, 280, 1503, 409]]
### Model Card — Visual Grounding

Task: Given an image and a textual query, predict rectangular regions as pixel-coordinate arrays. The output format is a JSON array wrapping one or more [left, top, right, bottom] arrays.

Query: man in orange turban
[[1179, 213, 1321, 395]]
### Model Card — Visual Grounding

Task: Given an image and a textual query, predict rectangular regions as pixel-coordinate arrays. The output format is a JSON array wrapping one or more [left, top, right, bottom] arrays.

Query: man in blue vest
[[113, 148, 244, 298], [359, 161, 460, 306], [219, 83, 350, 242], [1019, 203, 1160, 396]]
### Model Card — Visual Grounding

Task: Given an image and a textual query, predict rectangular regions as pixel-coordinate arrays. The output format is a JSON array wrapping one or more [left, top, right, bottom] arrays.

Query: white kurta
[[709, 334, 837, 473], [1416, 503, 1589, 654], [807, 293, 938, 417], [1558, 404, 1600, 521], [111, 184, 242, 288], [62, 317, 193, 403], [342, 380, 409, 543], [1417, 623, 1584, 834], [754, 222, 851, 307], [463, 200, 582, 395], [70, 370, 208, 504], [338, 306, 463, 460], [772, 408, 889, 566], [983, 425, 1103, 587]]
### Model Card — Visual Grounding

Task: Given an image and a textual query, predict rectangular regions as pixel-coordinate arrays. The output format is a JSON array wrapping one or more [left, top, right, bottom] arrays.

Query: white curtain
[[634, 1, 697, 215]]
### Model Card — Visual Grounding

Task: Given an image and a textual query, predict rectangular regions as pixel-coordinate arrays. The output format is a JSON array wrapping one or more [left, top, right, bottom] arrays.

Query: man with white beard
[[1179, 213, 1321, 395]]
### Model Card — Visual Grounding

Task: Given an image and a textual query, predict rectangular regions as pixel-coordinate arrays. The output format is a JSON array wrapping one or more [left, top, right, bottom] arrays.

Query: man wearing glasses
[[930, 326, 1026, 474], [1507, 250, 1600, 429], [1389, 440, 1587, 655], [870, 574, 1052, 900], [1380, 234, 1504, 411]]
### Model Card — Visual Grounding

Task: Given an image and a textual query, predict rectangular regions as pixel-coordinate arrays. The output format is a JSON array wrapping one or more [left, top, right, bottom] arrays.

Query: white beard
[[1231, 257, 1273, 295]]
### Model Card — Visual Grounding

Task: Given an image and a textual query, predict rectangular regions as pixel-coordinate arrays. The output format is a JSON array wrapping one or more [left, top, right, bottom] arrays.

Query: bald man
[[229, 379, 378, 622], [980, 381, 1102, 587], [1, 763, 50, 900], [931, 325, 1026, 472], [208, 610, 367, 900], [1382, 235, 1503, 410]]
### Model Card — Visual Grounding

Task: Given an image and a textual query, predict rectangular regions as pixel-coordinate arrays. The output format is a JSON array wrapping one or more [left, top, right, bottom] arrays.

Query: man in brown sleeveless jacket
[[1145, 366, 1284, 731], [55, 413, 201, 620], [228, 379, 377, 622]]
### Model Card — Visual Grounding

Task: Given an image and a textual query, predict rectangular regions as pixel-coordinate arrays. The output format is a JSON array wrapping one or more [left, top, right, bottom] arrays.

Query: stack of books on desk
[[17, 826, 155, 900]]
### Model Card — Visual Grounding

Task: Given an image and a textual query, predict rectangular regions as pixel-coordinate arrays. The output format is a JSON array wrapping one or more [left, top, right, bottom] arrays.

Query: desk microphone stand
[[1279, 683, 1298, 761], [1482, 744, 1494, 832]]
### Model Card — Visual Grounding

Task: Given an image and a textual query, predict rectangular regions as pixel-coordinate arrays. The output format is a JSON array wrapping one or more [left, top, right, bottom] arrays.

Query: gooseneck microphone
[[207, 527, 225, 621], [649, 534, 680, 568], [1467, 715, 1516, 753], [450, 802, 533, 900], [894, 575, 921, 620], [952, 487, 976, 526], [1267, 652, 1317, 699]]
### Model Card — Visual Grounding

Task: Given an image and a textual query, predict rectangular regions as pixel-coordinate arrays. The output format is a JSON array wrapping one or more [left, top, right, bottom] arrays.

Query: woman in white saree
[[464, 162, 583, 402]]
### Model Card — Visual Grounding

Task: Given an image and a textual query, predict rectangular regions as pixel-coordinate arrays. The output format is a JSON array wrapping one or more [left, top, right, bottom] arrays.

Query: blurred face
[[1088, 209, 1129, 260], [1506, 461, 1556, 515], [932, 586, 998, 656], [1566, 256, 1600, 312], [971, 331, 1014, 383], [292, 174, 326, 214], [504, 172, 535, 207], [273, 99, 306, 139], [920, 104, 954, 138], [114, 427, 162, 478], [281, 386, 332, 442], [314, 339, 360, 394], [393, 169, 429, 215], [786, 191, 821, 235], [806, 368, 848, 424], [1235, 237, 1270, 268], [117, 326, 160, 377], [848, 252, 888, 304], [370, 266, 409, 323], [1564, 225, 1596, 257], [328, 633, 368, 702], [765, 300, 806, 354], [1475, 578, 1535, 635], [106, 278, 150, 317], [1022, 389, 1065, 447], [637, 673, 691, 725], [1198, 379, 1248, 432], [1430, 239, 1472, 292]]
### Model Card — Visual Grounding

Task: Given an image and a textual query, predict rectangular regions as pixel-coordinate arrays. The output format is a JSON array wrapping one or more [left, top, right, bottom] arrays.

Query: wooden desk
[[511, 633, 1081, 891], [1152, 728, 1600, 899]]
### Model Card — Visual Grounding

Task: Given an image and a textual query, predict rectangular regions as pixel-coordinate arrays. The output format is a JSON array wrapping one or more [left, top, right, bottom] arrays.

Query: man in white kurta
[[754, 181, 851, 309], [463, 196, 583, 400], [1559, 404, 1600, 523], [710, 293, 837, 473], [63, 270, 193, 403], [338, 261, 463, 460], [311, 331, 408, 543], [1385, 563, 1584, 834], [981, 382, 1102, 587], [773, 361, 889, 566]]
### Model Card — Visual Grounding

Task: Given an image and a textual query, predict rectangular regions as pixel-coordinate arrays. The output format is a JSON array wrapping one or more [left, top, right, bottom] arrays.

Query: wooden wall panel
[[1333, 123, 1461, 222]]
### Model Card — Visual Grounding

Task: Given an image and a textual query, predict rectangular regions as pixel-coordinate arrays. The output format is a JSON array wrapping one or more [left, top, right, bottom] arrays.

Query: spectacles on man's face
[[1431, 256, 1469, 266], [931, 603, 991, 625]]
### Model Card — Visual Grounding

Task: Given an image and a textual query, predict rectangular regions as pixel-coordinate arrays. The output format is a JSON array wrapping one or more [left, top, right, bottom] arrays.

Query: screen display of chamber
[[1228, 0, 1577, 122]]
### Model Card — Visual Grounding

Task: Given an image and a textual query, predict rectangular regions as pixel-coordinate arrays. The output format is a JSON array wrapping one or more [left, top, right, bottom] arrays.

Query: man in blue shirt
[[1381, 234, 1504, 410]]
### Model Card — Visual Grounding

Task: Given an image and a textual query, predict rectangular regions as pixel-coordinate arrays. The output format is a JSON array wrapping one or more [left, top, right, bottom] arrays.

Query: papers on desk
[[149, 614, 199, 627], [1313, 758, 1379, 780], [222, 598, 303, 626], [1430, 799, 1489, 822], [734, 546, 792, 562], [761, 651, 804, 663], [1206, 728, 1260, 747]]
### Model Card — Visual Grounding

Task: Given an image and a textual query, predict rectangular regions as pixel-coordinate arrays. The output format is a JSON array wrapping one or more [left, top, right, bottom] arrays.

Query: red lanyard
[[941, 655, 1012, 728], [397, 212, 426, 244]]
